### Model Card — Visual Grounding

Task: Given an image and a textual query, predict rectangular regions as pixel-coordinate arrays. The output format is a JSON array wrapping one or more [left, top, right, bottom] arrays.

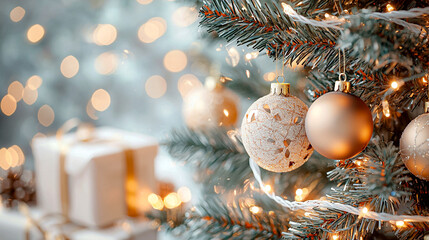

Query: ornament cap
[[334, 80, 351, 93], [425, 101, 429, 113], [270, 83, 290, 96]]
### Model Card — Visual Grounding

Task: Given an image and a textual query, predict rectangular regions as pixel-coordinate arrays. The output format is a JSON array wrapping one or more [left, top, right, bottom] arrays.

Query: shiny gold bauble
[[400, 113, 429, 180], [305, 91, 373, 160], [241, 83, 313, 173], [183, 80, 239, 130]]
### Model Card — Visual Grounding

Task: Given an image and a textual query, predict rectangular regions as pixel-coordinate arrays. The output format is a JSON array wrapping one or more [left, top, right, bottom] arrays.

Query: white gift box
[[32, 127, 158, 228], [0, 208, 157, 240]]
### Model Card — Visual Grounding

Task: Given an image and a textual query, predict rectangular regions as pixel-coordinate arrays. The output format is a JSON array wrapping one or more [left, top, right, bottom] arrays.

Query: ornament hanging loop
[[338, 73, 347, 82], [335, 49, 350, 93], [275, 76, 286, 84]]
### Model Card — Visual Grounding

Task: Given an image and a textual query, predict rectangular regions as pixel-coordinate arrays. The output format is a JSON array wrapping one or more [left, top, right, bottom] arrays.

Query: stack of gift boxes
[[0, 126, 160, 240]]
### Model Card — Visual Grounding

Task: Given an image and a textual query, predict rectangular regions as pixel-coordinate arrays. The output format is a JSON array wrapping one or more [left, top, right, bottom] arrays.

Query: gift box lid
[[32, 127, 158, 175]]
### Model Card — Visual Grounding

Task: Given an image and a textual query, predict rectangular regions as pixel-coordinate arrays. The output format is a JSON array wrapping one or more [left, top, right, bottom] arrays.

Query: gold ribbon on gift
[[124, 148, 138, 217], [56, 118, 139, 219]]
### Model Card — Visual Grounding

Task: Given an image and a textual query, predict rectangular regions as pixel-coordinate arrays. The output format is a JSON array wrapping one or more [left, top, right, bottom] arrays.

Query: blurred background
[[0, 0, 300, 173], [0, 0, 304, 238]]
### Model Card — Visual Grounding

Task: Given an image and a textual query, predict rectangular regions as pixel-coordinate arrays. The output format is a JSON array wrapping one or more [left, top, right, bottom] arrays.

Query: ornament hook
[[335, 49, 350, 92]]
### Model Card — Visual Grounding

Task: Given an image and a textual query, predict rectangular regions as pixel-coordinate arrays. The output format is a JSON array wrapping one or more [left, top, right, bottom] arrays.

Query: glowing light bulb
[[391, 81, 398, 89], [249, 206, 261, 214], [362, 207, 368, 214], [386, 4, 395, 12], [382, 100, 390, 118], [296, 188, 303, 196], [423, 76, 427, 83], [332, 234, 339, 240], [281, 3, 297, 15], [263, 185, 272, 192], [396, 221, 405, 227]]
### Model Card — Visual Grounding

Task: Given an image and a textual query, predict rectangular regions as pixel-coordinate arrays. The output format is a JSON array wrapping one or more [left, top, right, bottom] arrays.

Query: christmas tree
[[151, 0, 429, 239]]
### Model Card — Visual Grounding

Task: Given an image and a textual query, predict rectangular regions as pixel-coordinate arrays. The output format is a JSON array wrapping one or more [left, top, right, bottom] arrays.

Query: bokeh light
[[27, 75, 43, 90], [95, 52, 118, 75], [0, 148, 10, 170], [22, 86, 38, 105], [136, 0, 153, 4], [138, 17, 167, 44], [263, 72, 276, 82], [10, 6, 25, 22], [91, 89, 111, 112], [0, 146, 24, 170], [1, 94, 17, 116], [177, 74, 202, 97], [177, 186, 192, 203], [10, 145, 25, 166], [38, 105, 55, 127], [61, 55, 80, 78], [164, 192, 181, 209], [27, 24, 45, 43], [172, 7, 198, 27], [93, 24, 117, 46], [6, 147, 19, 168], [145, 75, 167, 99], [147, 193, 164, 210], [163, 50, 187, 72], [86, 101, 99, 120], [8, 81, 24, 102]]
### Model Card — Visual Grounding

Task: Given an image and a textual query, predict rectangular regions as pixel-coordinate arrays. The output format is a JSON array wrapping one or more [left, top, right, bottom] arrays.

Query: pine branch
[[338, 15, 429, 75], [284, 140, 418, 239], [221, 65, 269, 100], [163, 128, 251, 190], [199, 0, 341, 72], [152, 197, 289, 240]]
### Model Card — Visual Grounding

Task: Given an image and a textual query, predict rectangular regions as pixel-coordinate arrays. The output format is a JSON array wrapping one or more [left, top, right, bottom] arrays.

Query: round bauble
[[241, 83, 313, 173], [400, 113, 429, 180], [183, 78, 239, 130], [305, 91, 373, 160]]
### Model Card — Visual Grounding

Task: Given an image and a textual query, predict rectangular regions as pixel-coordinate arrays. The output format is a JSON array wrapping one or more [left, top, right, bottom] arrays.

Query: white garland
[[249, 158, 429, 223], [283, 5, 429, 34]]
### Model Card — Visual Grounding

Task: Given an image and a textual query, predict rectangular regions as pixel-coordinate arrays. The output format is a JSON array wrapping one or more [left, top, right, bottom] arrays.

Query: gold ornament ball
[[241, 83, 313, 173], [400, 113, 429, 180], [183, 81, 239, 130], [305, 91, 373, 160]]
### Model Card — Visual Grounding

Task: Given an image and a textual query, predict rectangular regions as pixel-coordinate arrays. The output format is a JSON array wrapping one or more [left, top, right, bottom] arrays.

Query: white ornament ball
[[241, 83, 313, 172], [183, 79, 239, 130], [400, 113, 429, 180]]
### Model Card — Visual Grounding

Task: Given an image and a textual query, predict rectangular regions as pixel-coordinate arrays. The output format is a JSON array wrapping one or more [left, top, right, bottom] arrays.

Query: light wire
[[249, 158, 429, 223]]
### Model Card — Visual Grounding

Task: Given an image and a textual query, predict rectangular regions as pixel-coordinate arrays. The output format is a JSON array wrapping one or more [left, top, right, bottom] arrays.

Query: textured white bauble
[[400, 112, 429, 181], [241, 83, 313, 172], [183, 77, 239, 130]]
